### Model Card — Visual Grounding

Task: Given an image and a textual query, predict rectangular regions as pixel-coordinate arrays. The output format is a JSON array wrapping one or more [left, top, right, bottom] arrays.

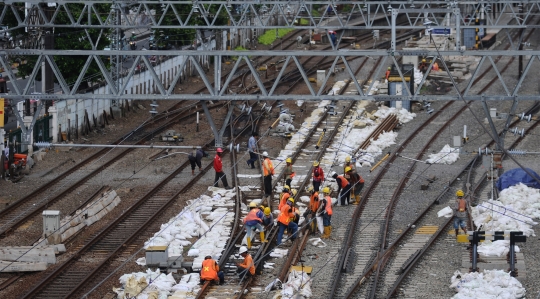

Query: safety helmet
[[387, 67, 391, 70], [264, 207, 271, 215], [345, 166, 352, 173], [291, 189, 298, 196], [422, 59, 426, 62], [331, 171, 337, 178], [239, 246, 248, 254], [323, 187, 331, 194], [286, 157, 292, 163], [249, 201, 257, 208], [306, 186, 314, 193], [283, 185, 290, 191], [345, 156, 351, 162], [263, 151, 269, 157], [288, 197, 295, 204], [313, 161, 320, 167], [216, 147, 224, 153], [205, 255, 212, 260], [456, 190, 464, 197]]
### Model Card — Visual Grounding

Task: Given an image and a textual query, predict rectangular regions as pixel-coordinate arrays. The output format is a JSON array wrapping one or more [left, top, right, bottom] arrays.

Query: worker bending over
[[236, 246, 255, 279], [276, 197, 298, 245], [200, 256, 224, 285]]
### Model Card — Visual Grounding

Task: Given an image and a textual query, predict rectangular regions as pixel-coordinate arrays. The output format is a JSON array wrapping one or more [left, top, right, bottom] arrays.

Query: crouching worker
[[276, 197, 298, 245], [236, 246, 255, 279], [200, 256, 224, 285]]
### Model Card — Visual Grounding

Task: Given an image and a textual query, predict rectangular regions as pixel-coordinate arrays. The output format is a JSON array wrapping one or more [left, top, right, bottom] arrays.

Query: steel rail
[[0, 103, 224, 240]]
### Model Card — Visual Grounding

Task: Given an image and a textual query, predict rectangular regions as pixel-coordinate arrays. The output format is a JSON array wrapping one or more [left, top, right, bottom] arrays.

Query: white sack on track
[[115, 269, 175, 299], [280, 270, 312, 298], [472, 183, 540, 236], [373, 106, 416, 124], [426, 144, 460, 164], [437, 206, 453, 218], [270, 248, 289, 258], [449, 269, 525, 299], [477, 240, 520, 257]]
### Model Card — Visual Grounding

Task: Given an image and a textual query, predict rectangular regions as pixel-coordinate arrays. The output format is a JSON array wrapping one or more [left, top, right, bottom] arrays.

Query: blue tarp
[[496, 168, 540, 191]]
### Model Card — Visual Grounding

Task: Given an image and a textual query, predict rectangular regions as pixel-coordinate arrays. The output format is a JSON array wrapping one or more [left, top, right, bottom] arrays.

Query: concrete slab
[[0, 261, 48, 272], [0, 247, 56, 264]]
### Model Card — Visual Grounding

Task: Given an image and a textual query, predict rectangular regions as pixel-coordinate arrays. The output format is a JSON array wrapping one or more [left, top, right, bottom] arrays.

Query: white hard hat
[[262, 151, 269, 157], [331, 171, 337, 177], [239, 246, 248, 254]]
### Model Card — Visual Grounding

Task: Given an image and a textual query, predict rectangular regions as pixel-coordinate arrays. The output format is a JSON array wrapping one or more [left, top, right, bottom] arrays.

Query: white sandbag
[[438, 206, 453, 218], [316, 216, 324, 234], [187, 248, 199, 257]]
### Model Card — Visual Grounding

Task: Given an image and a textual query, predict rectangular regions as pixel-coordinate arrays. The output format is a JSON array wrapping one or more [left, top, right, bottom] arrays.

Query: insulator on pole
[[35, 141, 52, 150], [508, 149, 526, 155]]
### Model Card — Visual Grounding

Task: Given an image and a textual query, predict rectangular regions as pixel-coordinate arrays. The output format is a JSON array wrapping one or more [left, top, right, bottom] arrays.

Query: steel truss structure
[[0, 0, 538, 103]]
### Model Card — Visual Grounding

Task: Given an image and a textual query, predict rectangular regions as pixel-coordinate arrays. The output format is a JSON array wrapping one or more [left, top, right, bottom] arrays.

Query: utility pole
[[110, 2, 123, 108]]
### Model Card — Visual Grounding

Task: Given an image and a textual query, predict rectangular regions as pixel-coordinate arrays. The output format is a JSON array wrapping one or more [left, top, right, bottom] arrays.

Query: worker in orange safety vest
[[318, 187, 333, 239], [276, 197, 298, 245], [200, 256, 224, 285], [262, 151, 274, 201], [236, 246, 255, 279], [243, 202, 266, 249], [332, 171, 351, 206]]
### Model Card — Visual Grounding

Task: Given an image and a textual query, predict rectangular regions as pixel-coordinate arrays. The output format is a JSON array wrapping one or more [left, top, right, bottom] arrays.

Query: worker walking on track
[[236, 246, 255, 279], [303, 186, 320, 234], [453, 190, 468, 237], [277, 197, 298, 245], [262, 151, 274, 201], [385, 66, 391, 80], [332, 171, 351, 205], [312, 161, 325, 192], [188, 148, 208, 175], [318, 187, 333, 239], [284, 157, 295, 187], [213, 148, 232, 190], [343, 156, 355, 173], [243, 202, 266, 249], [279, 188, 297, 210], [346, 167, 364, 205], [246, 132, 259, 169], [200, 256, 225, 285]]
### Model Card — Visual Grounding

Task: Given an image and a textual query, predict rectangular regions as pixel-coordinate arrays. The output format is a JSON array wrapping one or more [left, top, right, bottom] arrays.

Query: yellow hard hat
[[306, 186, 314, 193], [288, 197, 295, 204], [456, 190, 464, 197], [422, 59, 426, 62], [313, 161, 319, 166], [345, 166, 352, 173], [345, 156, 351, 162], [323, 187, 331, 194], [283, 185, 290, 191], [249, 201, 257, 208], [387, 67, 391, 70], [286, 157, 292, 163], [264, 207, 271, 215], [291, 189, 298, 196]]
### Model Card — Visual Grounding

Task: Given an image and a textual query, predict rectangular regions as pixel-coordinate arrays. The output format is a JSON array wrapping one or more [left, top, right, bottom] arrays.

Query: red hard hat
[[216, 148, 224, 153]]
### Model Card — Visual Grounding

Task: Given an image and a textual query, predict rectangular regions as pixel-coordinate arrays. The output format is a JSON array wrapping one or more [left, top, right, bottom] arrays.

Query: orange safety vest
[[277, 204, 294, 225], [240, 254, 255, 275], [337, 175, 349, 188], [243, 209, 262, 224], [263, 158, 274, 176], [279, 193, 290, 210], [310, 192, 320, 212], [200, 259, 219, 281], [324, 196, 333, 216]]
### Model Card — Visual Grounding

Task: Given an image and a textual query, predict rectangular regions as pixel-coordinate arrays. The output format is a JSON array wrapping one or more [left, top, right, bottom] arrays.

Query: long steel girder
[[0, 1, 538, 31], [1, 49, 539, 102]]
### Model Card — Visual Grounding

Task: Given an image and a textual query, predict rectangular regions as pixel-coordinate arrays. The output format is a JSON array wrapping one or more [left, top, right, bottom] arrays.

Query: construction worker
[[236, 246, 255, 279], [343, 156, 355, 174], [200, 255, 224, 285], [385, 66, 391, 80], [303, 186, 320, 234], [346, 167, 364, 205], [318, 187, 333, 239], [278, 186, 291, 210], [291, 198, 300, 225], [188, 148, 208, 175], [262, 151, 274, 200], [284, 157, 295, 187], [243, 202, 266, 249], [453, 190, 468, 236], [312, 161, 325, 192], [261, 206, 274, 230], [246, 132, 259, 169], [213, 148, 232, 190], [332, 171, 350, 205], [276, 197, 298, 245], [279, 188, 297, 210], [419, 58, 429, 74]]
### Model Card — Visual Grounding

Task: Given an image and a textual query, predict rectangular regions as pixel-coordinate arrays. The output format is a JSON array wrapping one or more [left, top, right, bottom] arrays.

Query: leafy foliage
[[258, 28, 294, 45]]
